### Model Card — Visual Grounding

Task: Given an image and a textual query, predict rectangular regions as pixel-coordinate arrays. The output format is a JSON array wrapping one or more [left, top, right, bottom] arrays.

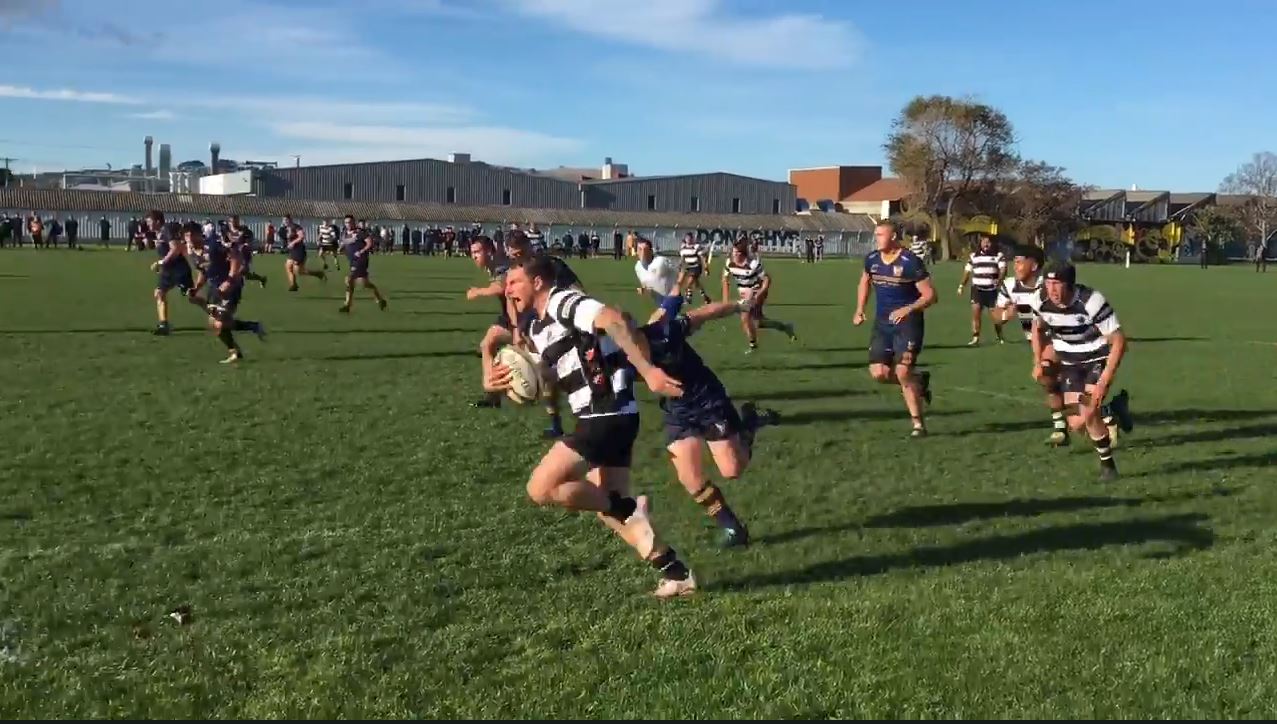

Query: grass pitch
[[1, 250, 1276, 718]]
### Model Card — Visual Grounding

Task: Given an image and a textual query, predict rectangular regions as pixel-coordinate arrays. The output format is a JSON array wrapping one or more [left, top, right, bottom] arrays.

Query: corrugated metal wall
[[584, 173, 796, 214], [259, 159, 580, 209]]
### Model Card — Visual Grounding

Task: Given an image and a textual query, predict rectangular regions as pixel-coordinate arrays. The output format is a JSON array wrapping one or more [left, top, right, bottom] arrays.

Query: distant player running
[[317, 219, 341, 271], [854, 221, 936, 437], [957, 234, 1008, 345], [185, 223, 266, 363], [1027, 261, 1134, 480], [640, 300, 779, 548], [676, 232, 713, 305], [338, 215, 388, 314], [281, 214, 325, 291], [148, 210, 198, 336], [721, 241, 797, 353], [489, 255, 697, 598], [634, 237, 683, 325], [226, 217, 267, 288]]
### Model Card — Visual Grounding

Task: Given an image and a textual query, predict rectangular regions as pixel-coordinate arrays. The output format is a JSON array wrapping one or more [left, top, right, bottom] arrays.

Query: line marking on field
[[1244, 340, 1277, 347], [945, 385, 1038, 406]]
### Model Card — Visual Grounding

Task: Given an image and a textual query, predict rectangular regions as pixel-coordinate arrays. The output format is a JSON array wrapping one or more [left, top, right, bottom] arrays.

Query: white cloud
[[0, 84, 141, 104], [268, 121, 584, 166], [126, 109, 176, 121], [506, 0, 858, 70]]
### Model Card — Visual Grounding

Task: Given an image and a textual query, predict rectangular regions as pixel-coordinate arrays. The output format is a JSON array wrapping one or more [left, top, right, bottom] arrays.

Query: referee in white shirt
[[634, 237, 683, 324]]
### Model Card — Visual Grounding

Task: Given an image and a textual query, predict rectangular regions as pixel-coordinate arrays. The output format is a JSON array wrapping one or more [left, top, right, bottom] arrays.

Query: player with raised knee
[[487, 255, 696, 598], [1028, 261, 1134, 480], [854, 221, 936, 437], [467, 235, 516, 409], [721, 241, 797, 353], [640, 299, 779, 548]]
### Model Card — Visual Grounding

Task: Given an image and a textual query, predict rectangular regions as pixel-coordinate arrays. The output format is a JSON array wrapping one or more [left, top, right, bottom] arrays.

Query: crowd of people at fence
[[0, 212, 836, 261]]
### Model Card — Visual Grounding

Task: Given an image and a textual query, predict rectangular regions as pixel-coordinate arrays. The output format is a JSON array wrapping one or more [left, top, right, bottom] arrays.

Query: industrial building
[[250, 155, 796, 214]]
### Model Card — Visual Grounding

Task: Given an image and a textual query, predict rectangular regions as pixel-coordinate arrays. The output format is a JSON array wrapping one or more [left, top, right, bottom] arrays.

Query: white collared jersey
[[996, 276, 1042, 336], [965, 250, 1007, 290], [679, 241, 705, 273], [1026, 284, 1120, 365], [910, 238, 929, 257], [522, 288, 637, 418], [723, 257, 766, 291]]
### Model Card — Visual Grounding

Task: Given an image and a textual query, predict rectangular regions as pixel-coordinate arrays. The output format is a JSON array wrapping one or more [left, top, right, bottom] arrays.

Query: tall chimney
[[144, 136, 154, 174], [210, 142, 221, 173], [158, 143, 172, 177]]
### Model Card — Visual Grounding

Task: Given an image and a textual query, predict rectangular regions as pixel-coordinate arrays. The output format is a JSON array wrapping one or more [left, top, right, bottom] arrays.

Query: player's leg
[[588, 467, 695, 597], [299, 261, 325, 282], [1062, 367, 1117, 480], [285, 259, 299, 291], [339, 273, 356, 313], [894, 318, 929, 437], [967, 292, 980, 344], [541, 386, 565, 439], [210, 309, 241, 364], [987, 295, 1006, 343], [739, 306, 758, 352], [153, 285, 171, 335], [668, 420, 748, 547], [361, 276, 388, 310], [1038, 347, 1069, 446], [868, 323, 896, 383]]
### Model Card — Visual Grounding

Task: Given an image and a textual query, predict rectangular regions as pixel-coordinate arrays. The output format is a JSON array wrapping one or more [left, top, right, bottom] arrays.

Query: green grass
[[2, 250, 1276, 718]]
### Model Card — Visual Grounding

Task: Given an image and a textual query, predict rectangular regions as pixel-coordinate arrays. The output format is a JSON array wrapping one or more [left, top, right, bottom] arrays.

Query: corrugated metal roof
[[0, 188, 875, 232]]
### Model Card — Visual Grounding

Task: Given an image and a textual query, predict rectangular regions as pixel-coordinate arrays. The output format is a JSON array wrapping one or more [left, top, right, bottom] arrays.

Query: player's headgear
[[1042, 260, 1076, 285]]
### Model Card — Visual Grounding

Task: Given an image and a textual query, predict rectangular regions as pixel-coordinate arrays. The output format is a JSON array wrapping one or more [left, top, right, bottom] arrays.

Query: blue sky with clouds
[[1, 0, 1274, 190]]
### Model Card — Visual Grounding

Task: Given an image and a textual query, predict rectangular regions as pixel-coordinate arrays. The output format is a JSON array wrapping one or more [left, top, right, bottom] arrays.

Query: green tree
[[1188, 205, 1245, 257], [1005, 160, 1085, 247], [884, 95, 1017, 260]]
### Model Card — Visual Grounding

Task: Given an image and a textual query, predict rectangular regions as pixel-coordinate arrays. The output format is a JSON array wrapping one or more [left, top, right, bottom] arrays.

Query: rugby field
[[1, 250, 1275, 718]]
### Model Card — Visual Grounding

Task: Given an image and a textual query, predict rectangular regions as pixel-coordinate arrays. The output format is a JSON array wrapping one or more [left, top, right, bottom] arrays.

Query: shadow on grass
[[311, 349, 474, 362], [280, 327, 476, 335], [1135, 422, 1277, 449], [778, 408, 971, 426], [981, 407, 1277, 434], [766, 302, 840, 308], [721, 360, 856, 373], [720, 513, 1214, 590], [0, 327, 202, 335], [1127, 336, 1206, 343], [1142, 451, 1277, 477], [741, 387, 866, 403], [401, 310, 502, 317], [862, 488, 1237, 529]]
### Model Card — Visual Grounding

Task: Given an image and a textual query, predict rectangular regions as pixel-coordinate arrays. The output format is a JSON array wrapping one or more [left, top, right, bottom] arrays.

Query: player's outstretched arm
[[595, 306, 682, 398], [684, 300, 750, 331], [915, 276, 938, 310]]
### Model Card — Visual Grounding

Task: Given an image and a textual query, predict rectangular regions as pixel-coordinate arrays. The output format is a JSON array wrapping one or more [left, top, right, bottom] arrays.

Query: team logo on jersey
[[893, 265, 903, 277]]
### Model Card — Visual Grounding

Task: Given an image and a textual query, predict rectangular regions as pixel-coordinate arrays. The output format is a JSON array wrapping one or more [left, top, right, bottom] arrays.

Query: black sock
[[547, 410, 563, 431], [649, 547, 690, 581], [693, 483, 743, 532], [604, 491, 636, 523], [217, 327, 237, 351], [1093, 434, 1115, 465], [232, 319, 258, 332], [748, 339, 758, 349]]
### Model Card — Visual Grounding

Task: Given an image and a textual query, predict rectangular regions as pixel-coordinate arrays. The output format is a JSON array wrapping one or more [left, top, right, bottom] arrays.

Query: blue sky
[[1, 0, 1274, 191]]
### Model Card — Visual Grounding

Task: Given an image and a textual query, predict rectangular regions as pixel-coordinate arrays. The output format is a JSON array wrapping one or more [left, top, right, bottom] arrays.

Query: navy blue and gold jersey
[[205, 239, 233, 284], [864, 249, 929, 322], [642, 316, 729, 414]]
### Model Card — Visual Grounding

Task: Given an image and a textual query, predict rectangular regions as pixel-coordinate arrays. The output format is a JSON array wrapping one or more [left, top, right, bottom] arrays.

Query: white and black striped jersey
[[996, 276, 1042, 336], [910, 238, 929, 257], [318, 224, 338, 247], [965, 250, 1006, 290], [679, 242, 705, 274], [526, 230, 545, 252], [522, 288, 637, 418], [723, 257, 767, 291], [1027, 284, 1121, 365]]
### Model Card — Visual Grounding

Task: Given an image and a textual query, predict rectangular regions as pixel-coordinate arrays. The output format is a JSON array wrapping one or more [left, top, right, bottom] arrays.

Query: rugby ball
[[495, 345, 541, 404]]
